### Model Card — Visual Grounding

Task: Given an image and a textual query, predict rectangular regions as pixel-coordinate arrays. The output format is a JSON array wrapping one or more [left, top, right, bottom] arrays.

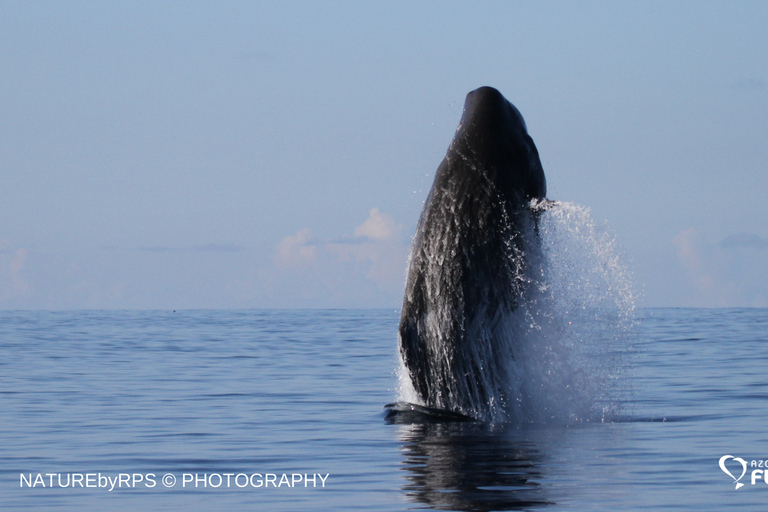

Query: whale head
[[449, 86, 546, 205]]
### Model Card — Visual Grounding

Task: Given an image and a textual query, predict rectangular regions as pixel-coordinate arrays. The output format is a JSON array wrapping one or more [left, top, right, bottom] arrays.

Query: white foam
[[507, 200, 636, 425], [397, 200, 635, 425]]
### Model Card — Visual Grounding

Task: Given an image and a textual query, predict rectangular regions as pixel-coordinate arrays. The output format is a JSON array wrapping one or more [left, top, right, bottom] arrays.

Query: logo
[[720, 455, 748, 489]]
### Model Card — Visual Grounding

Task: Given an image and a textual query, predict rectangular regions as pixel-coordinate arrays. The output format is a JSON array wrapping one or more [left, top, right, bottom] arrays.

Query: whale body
[[398, 86, 547, 421]]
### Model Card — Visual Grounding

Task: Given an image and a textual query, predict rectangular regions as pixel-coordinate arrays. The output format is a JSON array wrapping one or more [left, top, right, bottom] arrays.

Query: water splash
[[397, 200, 635, 425]]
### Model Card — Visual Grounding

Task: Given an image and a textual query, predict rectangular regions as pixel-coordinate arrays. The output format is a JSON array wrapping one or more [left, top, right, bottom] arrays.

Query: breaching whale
[[397, 86, 547, 422]]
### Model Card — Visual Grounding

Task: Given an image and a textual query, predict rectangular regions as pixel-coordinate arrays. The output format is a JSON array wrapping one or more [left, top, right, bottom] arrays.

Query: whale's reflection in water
[[392, 416, 552, 511]]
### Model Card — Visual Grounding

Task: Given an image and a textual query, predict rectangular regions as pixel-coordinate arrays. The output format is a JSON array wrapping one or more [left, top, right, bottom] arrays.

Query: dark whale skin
[[398, 86, 546, 420]]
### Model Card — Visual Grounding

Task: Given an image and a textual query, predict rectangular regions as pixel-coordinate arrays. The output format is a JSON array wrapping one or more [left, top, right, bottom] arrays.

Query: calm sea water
[[1, 308, 767, 511]]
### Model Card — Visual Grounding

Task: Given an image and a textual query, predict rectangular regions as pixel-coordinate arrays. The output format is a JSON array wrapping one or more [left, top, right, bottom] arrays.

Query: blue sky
[[1, 1, 766, 309]]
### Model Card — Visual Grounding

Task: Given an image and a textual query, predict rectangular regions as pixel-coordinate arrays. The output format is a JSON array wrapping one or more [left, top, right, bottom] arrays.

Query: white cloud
[[275, 228, 317, 267], [673, 228, 718, 304], [253, 208, 409, 307], [0, 247, 31, 302], [138, 243, 245, 253], [673, 228, 768, 307], [720, 232, 768, 250], [354, 207, 400, 241]]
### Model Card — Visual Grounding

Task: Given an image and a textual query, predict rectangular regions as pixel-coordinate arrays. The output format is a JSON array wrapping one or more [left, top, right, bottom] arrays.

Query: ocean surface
[[1, 308, 768, 511]]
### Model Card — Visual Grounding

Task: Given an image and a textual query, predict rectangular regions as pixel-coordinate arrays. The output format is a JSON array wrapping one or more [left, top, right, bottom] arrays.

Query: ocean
[[1, 308, 767, 511]]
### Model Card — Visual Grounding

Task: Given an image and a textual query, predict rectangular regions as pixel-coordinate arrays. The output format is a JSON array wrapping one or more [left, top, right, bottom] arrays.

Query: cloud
[[275, 228, 318, 267], [332, 207, 406, 287], [354, 207, 400, 241], [673, 229, 718, 303], [0, 247, 32, 302], [720, 233, 768, 250], [138, 243, 245, 253], [258, 208, 409, 307], [673, 228, 768, 307]]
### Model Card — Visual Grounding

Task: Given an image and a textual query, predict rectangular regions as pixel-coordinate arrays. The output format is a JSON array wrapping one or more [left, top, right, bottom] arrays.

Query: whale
[[398, 86, 547, 422]]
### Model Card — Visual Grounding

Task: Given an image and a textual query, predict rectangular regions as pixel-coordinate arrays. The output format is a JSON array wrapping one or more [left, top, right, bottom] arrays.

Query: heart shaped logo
[[720, 455, 748, 489]]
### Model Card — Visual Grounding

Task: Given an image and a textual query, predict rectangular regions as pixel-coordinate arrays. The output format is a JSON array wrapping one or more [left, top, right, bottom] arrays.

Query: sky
[[1, 1, 766, 309]]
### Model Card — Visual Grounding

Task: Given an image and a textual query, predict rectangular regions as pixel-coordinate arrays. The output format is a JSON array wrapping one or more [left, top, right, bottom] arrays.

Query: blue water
[[1, 308, 767, 511]]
